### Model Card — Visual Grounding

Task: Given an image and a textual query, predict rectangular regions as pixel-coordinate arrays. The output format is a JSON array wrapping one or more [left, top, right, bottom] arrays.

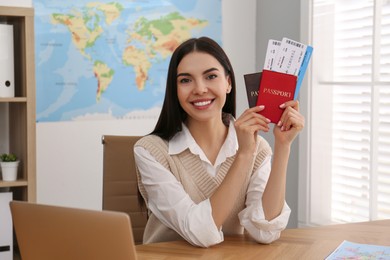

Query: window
[[301, 0, 390, 226]]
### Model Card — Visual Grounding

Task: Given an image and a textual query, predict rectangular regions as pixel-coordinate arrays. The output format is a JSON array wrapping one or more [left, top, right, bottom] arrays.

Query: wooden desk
[[135, 220, 390, 259]]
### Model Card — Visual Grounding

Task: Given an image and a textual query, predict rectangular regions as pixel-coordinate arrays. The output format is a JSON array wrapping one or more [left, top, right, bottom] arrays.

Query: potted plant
[[0, 153, 19, 181]]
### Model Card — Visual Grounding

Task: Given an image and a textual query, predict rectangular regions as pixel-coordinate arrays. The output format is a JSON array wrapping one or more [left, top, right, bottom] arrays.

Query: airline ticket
[[264, 37, 307, 76], [263, 39, 281, 71]]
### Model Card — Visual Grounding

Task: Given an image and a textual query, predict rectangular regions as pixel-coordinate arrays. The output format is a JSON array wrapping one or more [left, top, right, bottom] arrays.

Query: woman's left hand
[[274, 100, 304, 145]]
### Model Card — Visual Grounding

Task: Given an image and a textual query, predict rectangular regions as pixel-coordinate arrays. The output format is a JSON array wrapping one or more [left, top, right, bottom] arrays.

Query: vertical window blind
[[310, 0, 390, 224]]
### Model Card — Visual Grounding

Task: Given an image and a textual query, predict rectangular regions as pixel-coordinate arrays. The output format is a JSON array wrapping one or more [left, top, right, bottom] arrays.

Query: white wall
[[0, 0, 31, 7]]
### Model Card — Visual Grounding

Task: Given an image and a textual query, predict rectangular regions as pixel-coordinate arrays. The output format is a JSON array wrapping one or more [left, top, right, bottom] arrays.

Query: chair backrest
[[102, 135, 147, 245]]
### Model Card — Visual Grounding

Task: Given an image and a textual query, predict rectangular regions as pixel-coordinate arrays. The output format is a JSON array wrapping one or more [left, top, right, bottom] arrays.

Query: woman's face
[[176, 51, 231, 124]]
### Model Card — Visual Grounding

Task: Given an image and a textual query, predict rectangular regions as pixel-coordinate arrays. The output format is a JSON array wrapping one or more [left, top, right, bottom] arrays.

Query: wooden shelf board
[[0, 97, 28, 103], [0, 180, 28, 187]]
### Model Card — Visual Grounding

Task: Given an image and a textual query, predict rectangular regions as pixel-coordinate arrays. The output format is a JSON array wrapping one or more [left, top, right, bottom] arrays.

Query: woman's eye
[[207, 74, 217, 80], [179, 78, 191, 84]]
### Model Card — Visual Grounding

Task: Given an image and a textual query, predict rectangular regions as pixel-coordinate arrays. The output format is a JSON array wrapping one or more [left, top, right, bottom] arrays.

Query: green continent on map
[[52, 12, 103, 59], [86, 2, 124, 25], [51, 2, 123, 59], [123, 12, 208, 90], [94, 61, 114, 101], [122, 46, 151, 91]]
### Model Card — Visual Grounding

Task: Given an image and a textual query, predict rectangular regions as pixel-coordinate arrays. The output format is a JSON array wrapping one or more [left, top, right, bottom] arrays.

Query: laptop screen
[[10, 201, 137, 260]]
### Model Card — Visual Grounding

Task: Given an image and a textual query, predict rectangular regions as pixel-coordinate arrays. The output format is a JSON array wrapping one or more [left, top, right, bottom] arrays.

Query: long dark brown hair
[[150, 36, 236, 140]]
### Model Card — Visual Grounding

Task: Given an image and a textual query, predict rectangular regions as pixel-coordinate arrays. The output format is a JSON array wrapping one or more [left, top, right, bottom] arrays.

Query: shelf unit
[[0, 6, 36, 203]]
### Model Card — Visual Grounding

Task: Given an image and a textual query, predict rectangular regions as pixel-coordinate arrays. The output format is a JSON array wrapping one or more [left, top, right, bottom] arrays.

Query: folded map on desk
[[325, 240, 390, 260]]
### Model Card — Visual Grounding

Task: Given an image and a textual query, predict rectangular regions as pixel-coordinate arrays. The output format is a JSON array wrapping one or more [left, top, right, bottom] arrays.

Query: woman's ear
[[226, 76, 232, 93]]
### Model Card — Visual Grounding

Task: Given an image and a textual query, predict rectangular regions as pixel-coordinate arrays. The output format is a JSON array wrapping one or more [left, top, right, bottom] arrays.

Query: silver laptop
[[10, 201, 138, 260]]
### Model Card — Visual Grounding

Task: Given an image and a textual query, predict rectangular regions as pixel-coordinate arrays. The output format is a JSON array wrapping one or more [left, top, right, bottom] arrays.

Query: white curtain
[[303, 0, 390, 226]]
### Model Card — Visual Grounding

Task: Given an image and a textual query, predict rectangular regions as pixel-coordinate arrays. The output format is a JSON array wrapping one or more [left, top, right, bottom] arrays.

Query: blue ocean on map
[[34, 0, 222, 122]]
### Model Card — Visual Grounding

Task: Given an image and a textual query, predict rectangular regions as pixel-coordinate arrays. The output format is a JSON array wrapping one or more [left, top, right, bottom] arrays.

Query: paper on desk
[[325, 240, 390, 260]]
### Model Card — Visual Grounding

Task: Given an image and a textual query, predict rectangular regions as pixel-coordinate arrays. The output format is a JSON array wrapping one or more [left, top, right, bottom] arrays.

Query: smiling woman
[[133, 37, 305, 248], [176, 52, 231, 123]]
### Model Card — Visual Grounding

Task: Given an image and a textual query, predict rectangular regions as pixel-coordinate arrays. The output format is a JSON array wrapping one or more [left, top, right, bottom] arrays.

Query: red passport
[[255, 70, 297, 124]]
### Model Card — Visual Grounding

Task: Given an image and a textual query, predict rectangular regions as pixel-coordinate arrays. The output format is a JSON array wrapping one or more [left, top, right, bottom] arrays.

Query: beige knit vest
[[135, 134, 272, 244]]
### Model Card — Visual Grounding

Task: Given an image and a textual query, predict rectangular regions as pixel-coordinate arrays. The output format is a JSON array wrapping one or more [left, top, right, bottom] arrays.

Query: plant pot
[[0, 161, 19, 181]]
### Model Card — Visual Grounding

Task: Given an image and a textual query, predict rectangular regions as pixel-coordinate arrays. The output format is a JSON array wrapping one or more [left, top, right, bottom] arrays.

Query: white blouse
[[134, 119, 291, 247]]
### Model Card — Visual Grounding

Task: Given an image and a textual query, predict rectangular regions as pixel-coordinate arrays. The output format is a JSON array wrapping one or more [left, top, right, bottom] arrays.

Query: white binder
[[0, 24, 15, 98]]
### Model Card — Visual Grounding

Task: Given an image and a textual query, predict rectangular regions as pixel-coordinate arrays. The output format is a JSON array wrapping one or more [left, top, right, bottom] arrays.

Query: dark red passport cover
[[255, 70, 297, 124], [244, 72, 262, 108]]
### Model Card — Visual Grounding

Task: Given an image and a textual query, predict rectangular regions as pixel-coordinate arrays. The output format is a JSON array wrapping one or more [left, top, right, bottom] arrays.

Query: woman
[[134, 37, 304, 247]]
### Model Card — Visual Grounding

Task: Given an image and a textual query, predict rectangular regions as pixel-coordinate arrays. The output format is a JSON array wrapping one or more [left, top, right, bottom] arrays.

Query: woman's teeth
[[194, 100, 211, 106]]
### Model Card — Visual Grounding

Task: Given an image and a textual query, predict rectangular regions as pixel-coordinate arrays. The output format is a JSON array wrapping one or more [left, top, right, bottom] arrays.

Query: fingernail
[[279, 103, 285, 108], [277, 121, 282, 126], [258, 105, 265, 109], [266, 118, 271, 123], [281, 126, 284, 131]]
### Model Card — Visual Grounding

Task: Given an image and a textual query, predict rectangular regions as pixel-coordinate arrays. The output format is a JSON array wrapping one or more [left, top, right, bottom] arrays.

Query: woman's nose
[[193, 80, 208, 94]]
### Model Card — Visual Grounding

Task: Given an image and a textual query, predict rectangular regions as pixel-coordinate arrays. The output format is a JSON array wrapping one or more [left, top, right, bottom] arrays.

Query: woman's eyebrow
[[177, 67, 219, 78], [203, 68, 218, 74], [177, 72, 191, 78]]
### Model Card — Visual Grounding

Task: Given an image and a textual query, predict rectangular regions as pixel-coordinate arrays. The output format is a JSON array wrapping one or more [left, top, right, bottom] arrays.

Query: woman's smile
[[192, 99, 214, 109]]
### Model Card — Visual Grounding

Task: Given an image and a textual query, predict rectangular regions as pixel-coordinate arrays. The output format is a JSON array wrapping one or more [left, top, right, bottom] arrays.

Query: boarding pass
[[263, 39, 281, 71], [264, 37, 307, 76]]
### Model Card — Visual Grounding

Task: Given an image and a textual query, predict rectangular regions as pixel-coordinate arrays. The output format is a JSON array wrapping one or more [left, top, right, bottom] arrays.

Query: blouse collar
[[168, 115, 238, 166]]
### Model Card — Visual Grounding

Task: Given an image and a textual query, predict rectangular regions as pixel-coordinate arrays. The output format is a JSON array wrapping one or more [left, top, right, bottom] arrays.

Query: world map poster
[[34, 0, 222, 122]]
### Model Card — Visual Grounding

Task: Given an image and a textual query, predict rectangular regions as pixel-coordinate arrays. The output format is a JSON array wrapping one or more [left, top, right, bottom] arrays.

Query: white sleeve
[[134, 146, 223, 247], [238, 156, 291, 244]]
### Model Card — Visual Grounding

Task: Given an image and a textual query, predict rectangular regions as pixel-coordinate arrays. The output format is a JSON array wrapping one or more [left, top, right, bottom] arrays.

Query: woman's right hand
[[234, 106, 270, 156]]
